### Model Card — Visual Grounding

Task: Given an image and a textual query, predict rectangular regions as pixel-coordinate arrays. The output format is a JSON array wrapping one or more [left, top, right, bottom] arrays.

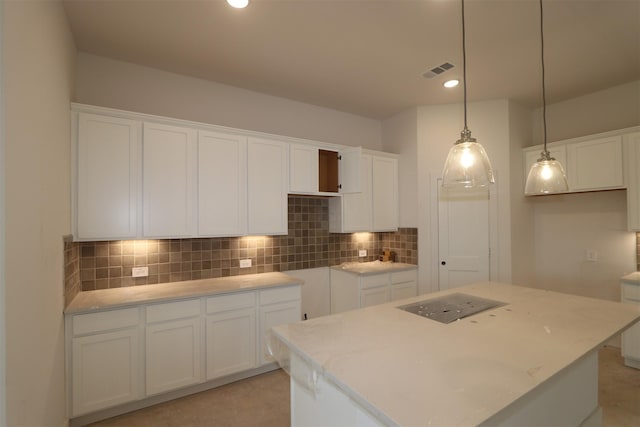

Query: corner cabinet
[[74, 113, 141, 240]]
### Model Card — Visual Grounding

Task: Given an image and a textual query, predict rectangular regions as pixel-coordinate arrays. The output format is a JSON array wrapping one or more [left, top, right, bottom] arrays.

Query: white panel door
[[198, 130, 247, 236], [76, 113, 140, 239], [71, 329, 139, 416], [342, 154, 373, 232], [567, 136, 624, 191], [438, 183, 490, 290], [372, 155, 398, 231], [259, 301, 300, 365], [247, 137, 288, 235], [338, 146, 362, 193], [206, 308, 256, 380], [289, 144, 319, 194], [146, 317, 202, 396], [143, 122, 196, 238]]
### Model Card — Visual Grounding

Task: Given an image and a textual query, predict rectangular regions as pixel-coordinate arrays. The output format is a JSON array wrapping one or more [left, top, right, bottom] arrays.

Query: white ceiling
[[62, 0, 640, 120]]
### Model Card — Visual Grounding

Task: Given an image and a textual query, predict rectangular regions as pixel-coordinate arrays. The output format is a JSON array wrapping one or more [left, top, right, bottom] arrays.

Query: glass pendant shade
[[524, 153, 568, 195], [442, 138, 495, 189]]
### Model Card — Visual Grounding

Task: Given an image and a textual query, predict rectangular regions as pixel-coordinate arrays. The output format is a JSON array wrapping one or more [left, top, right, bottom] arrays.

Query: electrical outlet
[[239, 259, 252, 268], [132, 267, 149, 277], [358, 249, 367, 257]]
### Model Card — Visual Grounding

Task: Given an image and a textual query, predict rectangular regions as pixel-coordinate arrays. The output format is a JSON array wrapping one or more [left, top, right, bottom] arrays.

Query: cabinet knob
[[441, 261, 446, 266]]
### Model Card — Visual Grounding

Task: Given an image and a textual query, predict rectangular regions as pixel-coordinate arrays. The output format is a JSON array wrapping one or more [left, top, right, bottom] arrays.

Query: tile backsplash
[[72, 197, 418, 292], [64, 236, 81, 305]]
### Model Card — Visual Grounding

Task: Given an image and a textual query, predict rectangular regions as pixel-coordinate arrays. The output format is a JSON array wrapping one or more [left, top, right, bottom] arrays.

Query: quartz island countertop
[[330, 260, 417, 276], [65, 272, 303, 314], [270, 281, 640, 426]]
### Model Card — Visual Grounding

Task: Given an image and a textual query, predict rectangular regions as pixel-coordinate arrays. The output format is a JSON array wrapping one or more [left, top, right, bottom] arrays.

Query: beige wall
[[4, 1, 76, 425], [75, 53, 382, 150], [381, 108, 418, 228], [526, 83, 639, 309], [532, 80, 640, 143], [416, 99, 526, 294]]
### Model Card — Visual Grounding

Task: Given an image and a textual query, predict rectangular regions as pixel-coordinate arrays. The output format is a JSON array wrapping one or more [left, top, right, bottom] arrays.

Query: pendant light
[[524, 0, 568, 195], [442, 0, 495, 189]]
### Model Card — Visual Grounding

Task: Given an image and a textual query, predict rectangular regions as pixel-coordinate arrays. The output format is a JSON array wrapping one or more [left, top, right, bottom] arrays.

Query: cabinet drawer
[[72, 307, 139, 336], [259, 285, 301, 306], [391, 269, 417, 284], [207, 292, 256, 314], [146, 299, 200, 323], [622, 283, 640, 302], [360, 274, 389, 289]]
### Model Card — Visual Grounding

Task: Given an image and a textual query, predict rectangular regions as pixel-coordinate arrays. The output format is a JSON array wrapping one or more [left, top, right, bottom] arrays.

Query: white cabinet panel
[[338, 147, 362, 194], [360, 286, 390, 308], [143, 122, 197, 238], [259, 300, 301, 365], [567, 136, 623, 191], [206, 308, 257, 379], [289, 144, 319, 194], [146, 317, 202, 395], [621, 281, 640, 369], [624, 133, 640, 231], [372, 155, 398, 231], [71, 328, 140, 416], [198, 130, 248, 236], [247, 137, 288, 235], [75, 113, 140, 240], [391, 282, 418, 302], [329, 154, 372, 233]]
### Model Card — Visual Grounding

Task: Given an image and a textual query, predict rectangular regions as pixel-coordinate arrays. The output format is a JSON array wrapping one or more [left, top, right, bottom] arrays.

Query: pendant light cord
[[540, 0, 549, 155], [462, 0, 468, 130]]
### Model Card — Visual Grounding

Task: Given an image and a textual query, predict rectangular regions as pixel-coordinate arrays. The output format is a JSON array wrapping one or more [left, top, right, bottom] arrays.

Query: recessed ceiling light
[[444, 79, 459, 88], [227, 0, 249, 8]]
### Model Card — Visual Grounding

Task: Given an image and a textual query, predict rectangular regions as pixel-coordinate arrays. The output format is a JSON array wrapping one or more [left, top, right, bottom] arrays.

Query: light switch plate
[[240, 259, 252, 268], [132, 267, 149, 277]]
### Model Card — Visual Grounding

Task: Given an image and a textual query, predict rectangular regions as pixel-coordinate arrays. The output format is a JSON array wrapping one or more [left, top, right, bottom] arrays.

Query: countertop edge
[[65, 272, 304, 315]]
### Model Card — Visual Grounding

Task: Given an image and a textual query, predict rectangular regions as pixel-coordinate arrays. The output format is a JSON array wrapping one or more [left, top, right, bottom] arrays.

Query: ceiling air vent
[[422, 62, 455, 79]]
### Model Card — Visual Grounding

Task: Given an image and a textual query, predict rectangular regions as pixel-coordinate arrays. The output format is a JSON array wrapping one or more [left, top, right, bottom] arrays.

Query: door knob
[[441, 261, 446, 265]]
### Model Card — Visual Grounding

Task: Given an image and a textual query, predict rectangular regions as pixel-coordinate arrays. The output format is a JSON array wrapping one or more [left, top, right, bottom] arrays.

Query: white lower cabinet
[[67, 283, 301, 419], [145, 299, 202, 396], [206, 292, 257, 380], [69, 308, 141, 417], [621, 280, 640, 369], [258, 286, 302, 366], [330, 268, 417, 313]]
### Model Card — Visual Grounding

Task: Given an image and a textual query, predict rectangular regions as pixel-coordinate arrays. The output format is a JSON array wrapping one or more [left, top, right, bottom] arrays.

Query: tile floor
[[91, 346, 638, 427]]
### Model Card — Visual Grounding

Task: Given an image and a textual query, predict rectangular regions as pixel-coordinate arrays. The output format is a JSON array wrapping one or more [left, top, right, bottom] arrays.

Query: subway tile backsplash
[[73, 196, 418, 291]]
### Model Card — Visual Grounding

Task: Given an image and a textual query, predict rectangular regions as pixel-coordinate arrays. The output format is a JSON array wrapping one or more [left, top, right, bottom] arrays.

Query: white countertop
[[330, 261, 417, 276], [621, 272, 640, 284], [271, 282, 640, 427], [65, 272, 303, 314]]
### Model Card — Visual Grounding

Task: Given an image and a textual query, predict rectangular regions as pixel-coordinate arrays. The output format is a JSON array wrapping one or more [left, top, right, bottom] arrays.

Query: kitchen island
[[269, 282, 640, 427]]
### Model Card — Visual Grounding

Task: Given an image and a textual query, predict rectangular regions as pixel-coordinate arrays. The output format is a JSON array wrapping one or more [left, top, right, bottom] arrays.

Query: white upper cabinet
[[247, 137, 289, 235], [329, 152, 398, 233], [372, 155, 399, 231], [288, 145, 361, 195], [289, 143, 319, 194], [198, 131, 248, 237], [566, 136, 623, 191], [523, 131, 626, 195], [329, 154, 372, 233], [143, 122, 197, 238], [75, 113, 141, 240], [624, 133, 640, 231]]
